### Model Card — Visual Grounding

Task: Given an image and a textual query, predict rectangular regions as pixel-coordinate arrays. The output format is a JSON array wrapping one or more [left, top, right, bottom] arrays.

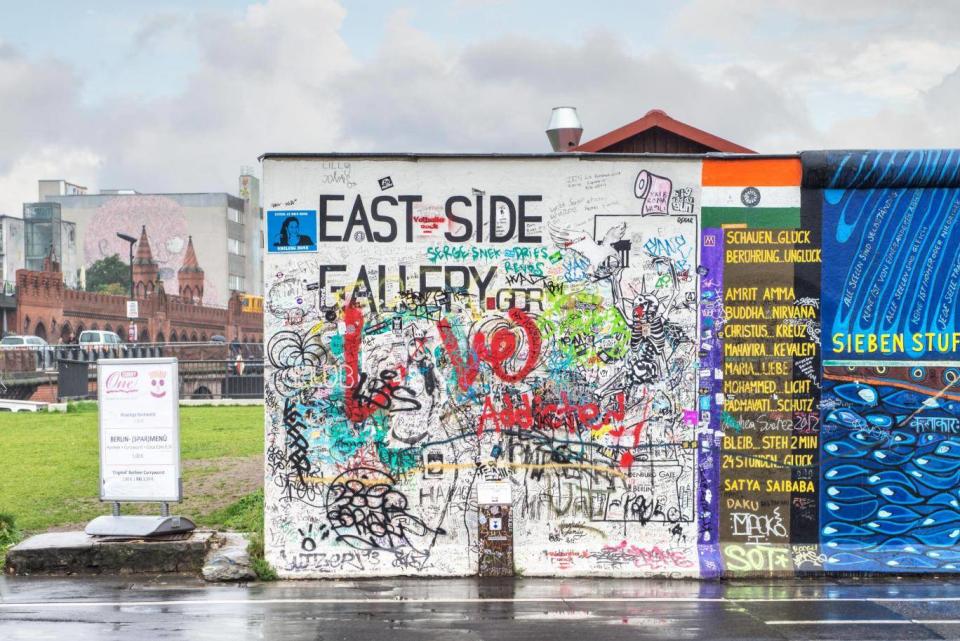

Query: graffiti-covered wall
[[262, 151, 960, 578]]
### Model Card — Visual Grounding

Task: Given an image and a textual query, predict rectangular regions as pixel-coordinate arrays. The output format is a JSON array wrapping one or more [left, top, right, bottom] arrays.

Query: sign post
[[85, 357, 195, 537]]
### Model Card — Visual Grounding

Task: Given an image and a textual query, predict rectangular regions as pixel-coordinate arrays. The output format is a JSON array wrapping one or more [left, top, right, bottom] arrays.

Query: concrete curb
[[4, 530, 216, 576]]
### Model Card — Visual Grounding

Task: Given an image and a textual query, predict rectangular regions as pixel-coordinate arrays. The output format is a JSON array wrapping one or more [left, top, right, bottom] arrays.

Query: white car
[[0, 335, 49, 349], [78, 330, 124, 347]]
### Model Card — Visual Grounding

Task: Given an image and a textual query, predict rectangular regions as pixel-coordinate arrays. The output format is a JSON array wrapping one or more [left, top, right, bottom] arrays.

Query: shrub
[[0, 513, 22, 566], [206, 489, 277, 581]]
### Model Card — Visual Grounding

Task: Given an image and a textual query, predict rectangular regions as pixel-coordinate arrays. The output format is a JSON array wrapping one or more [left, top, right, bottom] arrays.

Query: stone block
[[4, 530, 215, 576], [202, 532, 255, 582]]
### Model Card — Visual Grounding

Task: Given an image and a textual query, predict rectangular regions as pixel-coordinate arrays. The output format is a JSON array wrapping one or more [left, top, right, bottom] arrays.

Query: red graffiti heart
[[438, 308, 541, 390], [344, 306, 543, 421]]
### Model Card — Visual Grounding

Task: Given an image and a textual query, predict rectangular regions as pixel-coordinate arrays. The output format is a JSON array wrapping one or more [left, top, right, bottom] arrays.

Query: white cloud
[[335, 18, 815, 153], [668, 0, 960, 145], [815, 62, 960, 149], [127, 12, 184, 58], [0, 44, 85, 176], [1, 0, 960, 216], [92, 0, 355, 193], [0, 147, 102, 215], [0, 42, 97, 214], [0, 0, 355, 212]]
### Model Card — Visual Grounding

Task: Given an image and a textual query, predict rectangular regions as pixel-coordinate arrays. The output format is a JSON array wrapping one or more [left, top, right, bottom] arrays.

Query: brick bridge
[[1, 342, 264, 403], [4, 228, 262, 345]]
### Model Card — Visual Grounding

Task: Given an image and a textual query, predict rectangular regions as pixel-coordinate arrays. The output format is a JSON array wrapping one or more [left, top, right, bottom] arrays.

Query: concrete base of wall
[[4, 530, 216, 576]]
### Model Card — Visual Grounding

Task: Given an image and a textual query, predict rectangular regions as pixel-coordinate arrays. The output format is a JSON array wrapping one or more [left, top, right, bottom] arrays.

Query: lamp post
[[116, 233, 137, 299]]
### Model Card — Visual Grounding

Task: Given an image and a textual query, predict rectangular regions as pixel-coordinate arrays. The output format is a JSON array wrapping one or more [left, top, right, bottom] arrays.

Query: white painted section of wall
[[262, 156, 701, 578]]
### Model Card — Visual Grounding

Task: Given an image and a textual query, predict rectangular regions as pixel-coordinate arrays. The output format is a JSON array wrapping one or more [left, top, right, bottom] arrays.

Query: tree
[[100, 282, 127, 296], [85, 254, 130, 294]]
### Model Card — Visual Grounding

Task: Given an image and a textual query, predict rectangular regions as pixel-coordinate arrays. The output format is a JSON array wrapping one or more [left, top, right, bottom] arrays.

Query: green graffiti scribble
[[537, 288, 629, 365], [369, 413, 420, 475], [321, 411, 419, 475], [368, 414, 413, 474], [377, 442, 421, 475], [327, 416, 374, 460]]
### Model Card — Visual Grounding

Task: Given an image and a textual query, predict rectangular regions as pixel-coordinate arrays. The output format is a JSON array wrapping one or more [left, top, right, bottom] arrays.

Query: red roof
[[134, 225, 155, 265], [179, 236, 203, 273], [573, 109, 754, 154]]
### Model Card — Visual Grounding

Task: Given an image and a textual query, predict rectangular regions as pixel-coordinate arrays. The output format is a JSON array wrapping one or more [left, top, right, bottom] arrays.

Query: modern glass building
[[23, 202, 62, 272]]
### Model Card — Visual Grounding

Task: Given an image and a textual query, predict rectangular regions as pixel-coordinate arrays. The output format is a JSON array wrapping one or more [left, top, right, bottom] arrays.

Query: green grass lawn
[[0, 403, 264, 533]]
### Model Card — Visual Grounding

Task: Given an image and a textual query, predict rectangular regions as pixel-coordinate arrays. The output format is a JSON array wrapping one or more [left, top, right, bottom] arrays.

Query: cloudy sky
[[1, 0, 959, 215]]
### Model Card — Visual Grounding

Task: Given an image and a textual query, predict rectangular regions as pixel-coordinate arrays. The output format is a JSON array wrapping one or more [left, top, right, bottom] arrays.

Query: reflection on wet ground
[[5, 575, 960, 640]]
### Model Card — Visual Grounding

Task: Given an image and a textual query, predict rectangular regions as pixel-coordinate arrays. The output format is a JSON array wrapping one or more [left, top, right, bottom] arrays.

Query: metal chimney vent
[[546, 106, 583, 152]]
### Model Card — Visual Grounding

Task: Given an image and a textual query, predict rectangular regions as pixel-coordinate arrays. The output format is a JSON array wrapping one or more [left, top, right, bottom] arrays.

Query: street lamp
[[116, 233, 137, 299]]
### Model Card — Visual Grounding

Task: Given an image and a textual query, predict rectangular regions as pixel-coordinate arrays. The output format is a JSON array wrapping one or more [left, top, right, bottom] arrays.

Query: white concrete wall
[[263, 156, 702, 577], [0, 216, 24, 283], [49, 194, 234, 304]]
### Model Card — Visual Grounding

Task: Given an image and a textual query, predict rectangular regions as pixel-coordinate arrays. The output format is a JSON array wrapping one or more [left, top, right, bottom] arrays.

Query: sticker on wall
[[267, 210, 318, 253], [634, 170, 672, 215]]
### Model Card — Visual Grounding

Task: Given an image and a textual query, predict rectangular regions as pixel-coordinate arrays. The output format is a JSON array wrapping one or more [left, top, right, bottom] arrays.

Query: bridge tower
[[178, 236, 204, 304], [132, 225, 159, 298]]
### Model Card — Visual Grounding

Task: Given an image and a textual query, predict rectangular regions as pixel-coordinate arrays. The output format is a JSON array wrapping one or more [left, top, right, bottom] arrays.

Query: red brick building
[[11, 226, 262, 344]]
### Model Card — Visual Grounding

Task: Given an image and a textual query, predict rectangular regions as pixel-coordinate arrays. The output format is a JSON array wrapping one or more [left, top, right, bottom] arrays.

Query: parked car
[[78, 330, 124, 348], [0, 335, 49, 349]]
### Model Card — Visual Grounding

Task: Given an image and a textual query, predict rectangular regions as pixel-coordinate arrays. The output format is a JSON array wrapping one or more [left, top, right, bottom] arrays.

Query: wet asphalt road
[[4, 576, 960, 640]]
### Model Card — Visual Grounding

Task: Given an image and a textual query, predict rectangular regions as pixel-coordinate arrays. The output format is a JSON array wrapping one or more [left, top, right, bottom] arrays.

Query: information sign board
[[97, 358, 180, 502]]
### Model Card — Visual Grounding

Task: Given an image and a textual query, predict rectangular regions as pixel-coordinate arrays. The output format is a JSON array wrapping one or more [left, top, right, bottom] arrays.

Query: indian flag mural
[[701, 158, 801, 228]]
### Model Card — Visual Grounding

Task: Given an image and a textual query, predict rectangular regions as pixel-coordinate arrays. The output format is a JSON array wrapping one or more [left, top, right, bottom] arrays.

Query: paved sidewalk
[[5, 575, 960, 640]]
